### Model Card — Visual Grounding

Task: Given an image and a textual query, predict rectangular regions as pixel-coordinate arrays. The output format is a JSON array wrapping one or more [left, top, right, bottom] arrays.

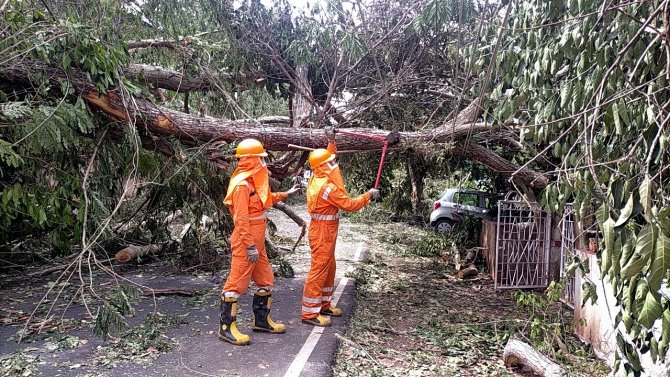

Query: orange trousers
[[223, 220, 274, 297], [301, 220, 338, 319]]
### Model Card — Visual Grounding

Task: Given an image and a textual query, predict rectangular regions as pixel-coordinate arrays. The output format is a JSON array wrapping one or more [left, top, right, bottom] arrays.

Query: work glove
[[287, 183, 303, 197], [368, 188, 380, 200], [325, 126, 337, 141], [246, 245, 259, 263]]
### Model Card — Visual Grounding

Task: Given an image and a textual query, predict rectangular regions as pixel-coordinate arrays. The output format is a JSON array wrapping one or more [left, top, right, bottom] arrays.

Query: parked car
[[429, 189, 499, 234]]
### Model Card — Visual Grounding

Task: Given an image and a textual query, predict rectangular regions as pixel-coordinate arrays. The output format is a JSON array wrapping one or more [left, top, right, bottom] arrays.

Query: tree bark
[[406, 154, 425, 215], [457, 265, 479, 279], [456, 143, 548, 189], [503, 339, 564, 377], [292, 65, 313, 128], [0, 59, 548, 189], [123, 64, 233, 93]]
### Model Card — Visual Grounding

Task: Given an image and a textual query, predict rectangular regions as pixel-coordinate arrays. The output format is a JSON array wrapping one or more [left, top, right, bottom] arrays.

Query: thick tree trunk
[[292, 65, 313, 128], [0, 59, 548, 189], [406, 154, 425, 215]]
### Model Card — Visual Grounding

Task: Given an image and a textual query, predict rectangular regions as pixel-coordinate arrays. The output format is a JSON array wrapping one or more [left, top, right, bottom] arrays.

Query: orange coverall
[[301, 142, 371, 319], [223, 179, 287, 297]]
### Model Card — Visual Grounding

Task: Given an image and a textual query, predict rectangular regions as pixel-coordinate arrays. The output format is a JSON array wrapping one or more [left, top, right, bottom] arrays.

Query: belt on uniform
[[310, 214, 339, 221]]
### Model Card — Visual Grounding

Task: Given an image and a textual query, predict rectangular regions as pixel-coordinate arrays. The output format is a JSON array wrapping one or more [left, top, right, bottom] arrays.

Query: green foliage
[[0, 350, 40, 377], [407, 233, 451, 257], [475, 0, 670, 372], [93, 285, 141, 339]]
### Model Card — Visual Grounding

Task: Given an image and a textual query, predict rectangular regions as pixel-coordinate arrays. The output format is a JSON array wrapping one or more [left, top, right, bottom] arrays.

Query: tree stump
[[503, 339, 564, 377]]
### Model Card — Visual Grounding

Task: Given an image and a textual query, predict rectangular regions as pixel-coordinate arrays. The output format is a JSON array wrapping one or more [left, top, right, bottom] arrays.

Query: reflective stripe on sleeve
[[322, 286, 334, 292], [321, 296, 332, 302], [322, 187, 332, 200]]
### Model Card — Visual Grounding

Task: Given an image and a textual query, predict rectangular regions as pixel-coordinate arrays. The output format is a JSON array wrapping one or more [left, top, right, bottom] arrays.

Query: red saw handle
[[374, 141, 388, 189], [334, 128, 387, 189]]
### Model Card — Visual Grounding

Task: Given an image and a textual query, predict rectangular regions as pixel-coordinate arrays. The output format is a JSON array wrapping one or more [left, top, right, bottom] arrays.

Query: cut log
[[141, 288, 196, 297], [457, 265, 479, 279], [503, 339, 564, 377], [115, 245, 161, 263]]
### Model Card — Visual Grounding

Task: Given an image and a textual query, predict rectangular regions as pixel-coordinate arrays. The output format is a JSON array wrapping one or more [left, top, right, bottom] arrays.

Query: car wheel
[[434, 219, 455, 235]]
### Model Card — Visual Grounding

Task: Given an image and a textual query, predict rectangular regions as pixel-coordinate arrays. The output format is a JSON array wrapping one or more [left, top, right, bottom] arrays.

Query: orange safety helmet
[[308, 148, 336, 169], [235, 138, 268, 158]]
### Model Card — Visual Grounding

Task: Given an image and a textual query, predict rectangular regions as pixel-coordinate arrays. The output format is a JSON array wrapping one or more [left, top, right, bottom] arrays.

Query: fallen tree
[[0, 58, 548, 189]]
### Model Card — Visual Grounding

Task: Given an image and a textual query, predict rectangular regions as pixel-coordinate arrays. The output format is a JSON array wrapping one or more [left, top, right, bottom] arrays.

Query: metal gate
[[560, 204, 576, 308], [494, 200, 551, 289]]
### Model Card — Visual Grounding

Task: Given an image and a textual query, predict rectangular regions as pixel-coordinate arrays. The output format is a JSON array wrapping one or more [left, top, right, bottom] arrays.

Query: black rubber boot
[[251, 290, 286, 333], [218, 295, 250, 345]]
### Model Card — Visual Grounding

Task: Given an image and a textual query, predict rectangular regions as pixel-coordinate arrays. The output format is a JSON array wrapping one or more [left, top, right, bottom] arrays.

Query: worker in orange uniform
[[301, 128, 380, 326], [219, 138, 302, 345]]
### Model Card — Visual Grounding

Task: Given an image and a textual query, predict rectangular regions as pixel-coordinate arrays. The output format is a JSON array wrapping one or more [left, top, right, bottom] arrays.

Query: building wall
[[572, 252, 670, 376]]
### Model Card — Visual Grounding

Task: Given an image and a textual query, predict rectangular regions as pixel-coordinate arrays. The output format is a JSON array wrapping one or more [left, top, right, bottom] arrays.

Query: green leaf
[[622, 254, 647, 279], [659, 310, 670, 356], [596, 203, 608, 228], [634, 278, 649, 315], [650, 336, 659, 363], [638, 291, 662, 329], [602, 217, 615, 273], [612, 102, 622, 135], [636, 224, 657, 260], [611, 236, 623, 279], [639, 175, 652, 222], [560, 83, 572, 108], [648, 232, 670, 293], [621, 236, 635, 268], [614, 195, 635, 227], [582, 281, 597, 306]]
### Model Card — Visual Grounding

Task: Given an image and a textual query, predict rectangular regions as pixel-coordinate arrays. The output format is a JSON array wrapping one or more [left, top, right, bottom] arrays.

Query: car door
[[454, 192, 482, 218]]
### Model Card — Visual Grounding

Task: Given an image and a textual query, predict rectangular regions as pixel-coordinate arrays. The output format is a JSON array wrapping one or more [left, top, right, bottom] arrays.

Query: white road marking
[[282, 242, 365, 377]]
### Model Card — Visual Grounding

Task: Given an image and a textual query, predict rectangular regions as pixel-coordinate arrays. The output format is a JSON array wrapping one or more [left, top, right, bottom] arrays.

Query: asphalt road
[[108, 277, 358, 377], [0, 205, 366, 377]]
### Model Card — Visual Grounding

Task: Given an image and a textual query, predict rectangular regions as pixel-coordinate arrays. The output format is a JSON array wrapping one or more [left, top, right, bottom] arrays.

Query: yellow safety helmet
[[308, 148, 336, 169], [235, 138, 268, 158]]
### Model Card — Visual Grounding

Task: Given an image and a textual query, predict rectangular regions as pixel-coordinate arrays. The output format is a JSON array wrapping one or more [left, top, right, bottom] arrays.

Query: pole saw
[[333, 128, 400, 189]]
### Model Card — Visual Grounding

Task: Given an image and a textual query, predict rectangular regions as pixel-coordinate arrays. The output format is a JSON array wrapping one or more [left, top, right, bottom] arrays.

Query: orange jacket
[[307, 141, 370, 217], [229, 179, 288, 248]]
